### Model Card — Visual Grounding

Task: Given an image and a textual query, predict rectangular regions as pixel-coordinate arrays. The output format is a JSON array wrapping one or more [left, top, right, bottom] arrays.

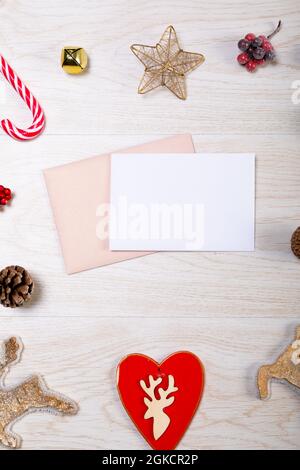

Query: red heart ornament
[[117, 351, 205, 450]]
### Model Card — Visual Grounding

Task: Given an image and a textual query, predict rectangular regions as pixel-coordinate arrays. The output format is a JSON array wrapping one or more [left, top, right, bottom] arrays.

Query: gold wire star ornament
[[131, 25, 205, 100]]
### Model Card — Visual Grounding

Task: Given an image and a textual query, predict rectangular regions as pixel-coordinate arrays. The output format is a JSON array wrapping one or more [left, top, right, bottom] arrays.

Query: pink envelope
[[44, 135, 195, 274]]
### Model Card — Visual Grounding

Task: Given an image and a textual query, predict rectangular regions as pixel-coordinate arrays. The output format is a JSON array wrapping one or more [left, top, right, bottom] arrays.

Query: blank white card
[[109, 154, 255, 251]]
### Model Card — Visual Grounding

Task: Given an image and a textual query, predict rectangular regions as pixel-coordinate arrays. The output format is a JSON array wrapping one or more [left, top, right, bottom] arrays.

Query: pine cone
[[0, 266, 34, 308], [291, 227, 300, 259]]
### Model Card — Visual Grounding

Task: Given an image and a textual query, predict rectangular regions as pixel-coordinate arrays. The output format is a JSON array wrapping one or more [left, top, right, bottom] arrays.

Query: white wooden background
[[0, 0, 299, 450]]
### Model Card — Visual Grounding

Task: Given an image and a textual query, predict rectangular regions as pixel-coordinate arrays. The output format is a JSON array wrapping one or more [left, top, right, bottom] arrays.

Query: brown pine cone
[[0, 266, 34, 308], [291, 227, 300, 259]]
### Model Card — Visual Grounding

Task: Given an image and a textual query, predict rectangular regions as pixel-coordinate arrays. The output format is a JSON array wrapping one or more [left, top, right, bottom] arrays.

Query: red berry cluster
[[0, 185, 12, 206], [237, 32, 275, 72]]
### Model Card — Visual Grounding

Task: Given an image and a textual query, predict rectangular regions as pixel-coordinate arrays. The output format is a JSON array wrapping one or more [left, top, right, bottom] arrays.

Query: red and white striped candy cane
[[0, 55, 45, 141]]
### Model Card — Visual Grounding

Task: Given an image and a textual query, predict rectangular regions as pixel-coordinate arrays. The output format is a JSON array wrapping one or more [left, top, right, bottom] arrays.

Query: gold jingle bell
[[61, 47, 88, 74]]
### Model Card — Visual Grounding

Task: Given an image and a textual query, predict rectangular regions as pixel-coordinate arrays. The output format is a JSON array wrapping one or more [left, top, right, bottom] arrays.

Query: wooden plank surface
[[1, 318, 299, 450], [0, 0, 299, 135], [0, 0, 299, 450]]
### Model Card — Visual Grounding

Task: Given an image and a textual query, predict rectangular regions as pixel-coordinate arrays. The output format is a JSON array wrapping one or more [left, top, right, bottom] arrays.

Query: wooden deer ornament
[[257, 326, 300, 399], [140, 374, 178, 440], [0, 336, 78, 449]]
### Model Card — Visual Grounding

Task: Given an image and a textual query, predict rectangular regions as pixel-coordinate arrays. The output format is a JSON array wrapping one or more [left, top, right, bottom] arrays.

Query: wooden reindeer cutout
[[140, 374, 178, 440], [0, 336, 78, 449], [258, 326, 300, 399]]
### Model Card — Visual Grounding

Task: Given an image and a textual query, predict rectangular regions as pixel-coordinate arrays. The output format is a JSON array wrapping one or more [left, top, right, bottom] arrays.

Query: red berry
[[245, 33, 256, 41], [259, 35, 267, 41], [246, 60, 257, 72], [237, 52, 249, 65], [0, 185, 12, 207], [253, 58, 266, 66], [263, 41, 273, 51]]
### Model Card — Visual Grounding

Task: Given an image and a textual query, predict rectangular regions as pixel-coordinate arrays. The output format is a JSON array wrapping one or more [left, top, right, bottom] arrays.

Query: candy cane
[[0, 55, 45, 141]]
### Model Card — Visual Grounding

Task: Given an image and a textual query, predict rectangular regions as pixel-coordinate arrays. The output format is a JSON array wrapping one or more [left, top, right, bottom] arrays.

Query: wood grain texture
[[0, 0, 299, 450], [0, 319, 299, 450], [0, 0, 299, 135]]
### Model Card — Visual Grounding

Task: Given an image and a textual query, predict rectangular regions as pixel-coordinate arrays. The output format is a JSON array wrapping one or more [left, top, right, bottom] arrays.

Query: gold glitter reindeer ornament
[[0, 336, 78, 449], [258, 326, 300, 399], [131, 25, 205, 100]]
